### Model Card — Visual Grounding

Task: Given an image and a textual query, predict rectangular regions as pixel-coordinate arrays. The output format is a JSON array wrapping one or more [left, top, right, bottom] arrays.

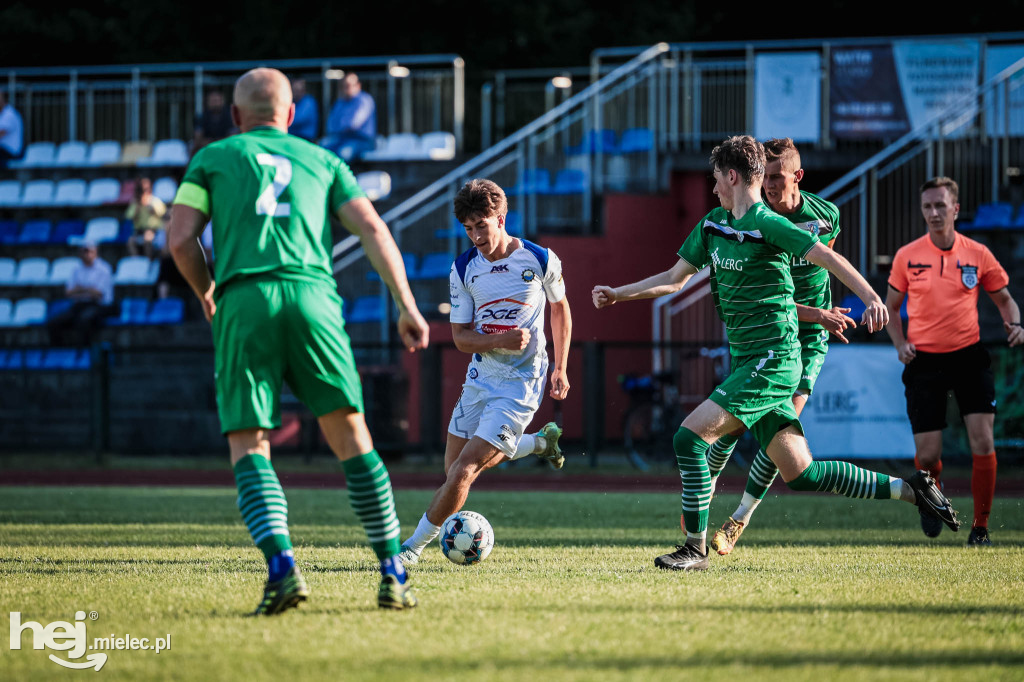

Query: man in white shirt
[[48, 243, 116, 346], [398, 179, 573, 564], [0, 90, 24, 166]]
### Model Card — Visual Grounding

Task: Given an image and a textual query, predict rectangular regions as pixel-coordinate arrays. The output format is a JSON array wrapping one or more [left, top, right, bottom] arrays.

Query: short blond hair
[[764, 137, 801, 173], [920, 176, 959, 202]]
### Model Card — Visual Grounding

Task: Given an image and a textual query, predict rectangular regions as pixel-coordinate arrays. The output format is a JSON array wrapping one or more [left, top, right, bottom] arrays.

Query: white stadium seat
[[20, 180, 55, 207], [13, 142, 56, 168], [139, 139, 189, 166], [70, 217, 120, 245], [54, 141, 89, 167], [356, 171, 392, 202], [87, 140, 122, 166], [86, 178, 121, 205], [114, 256, 158, 285], [152, 177, 178, 204], [11, 298, 47, 326], [420, 131, 456, 160], [363, 133, 420, 161], [53, 179, 87, 206], [0, 258, 16, 284], [14, 258, 51, 286], [0, 180, 21, 206], [49, 257, 81, 285]]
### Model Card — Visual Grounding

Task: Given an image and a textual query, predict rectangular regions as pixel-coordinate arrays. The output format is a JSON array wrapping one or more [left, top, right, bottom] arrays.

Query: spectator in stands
[[323, 73, 376, 161], [193, 90, 235, 151], [288, 77, 319, 141], [125, 177, 168, 259], [0, 89, 24, 167], [48, 243, 116, 347]]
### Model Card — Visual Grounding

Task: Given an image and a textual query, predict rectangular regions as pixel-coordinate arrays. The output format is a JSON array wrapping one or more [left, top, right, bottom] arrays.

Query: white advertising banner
[[892, 40, 981, 136], [754, 52, 821, 142], [802, 345, 915, 460], [984, 45, 1024, 136]]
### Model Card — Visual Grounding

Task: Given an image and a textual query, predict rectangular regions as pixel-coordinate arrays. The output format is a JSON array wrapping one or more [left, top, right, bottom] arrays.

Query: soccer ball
[[439, 511, 494, 565]]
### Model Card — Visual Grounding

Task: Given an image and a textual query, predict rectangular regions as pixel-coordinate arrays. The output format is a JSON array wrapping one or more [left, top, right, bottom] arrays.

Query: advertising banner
[[754, 52, 821, 142]]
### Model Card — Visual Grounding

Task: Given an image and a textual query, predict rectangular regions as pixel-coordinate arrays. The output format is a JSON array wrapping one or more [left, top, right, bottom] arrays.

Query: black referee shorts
[[901, 342, 996, 434]]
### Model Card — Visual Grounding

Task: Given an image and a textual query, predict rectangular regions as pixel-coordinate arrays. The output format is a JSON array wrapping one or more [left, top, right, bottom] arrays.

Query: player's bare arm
[[884, 285, 916, 363], [548, 296, 572, 400], [802, 243, 888, 332], [592, 258, 697, 308], [167, 204, 216, 322], [796, 304, 856, 343], [451, 322, 530, 353], [337, 197, 429, 351], [987, 287, 1024, 347]]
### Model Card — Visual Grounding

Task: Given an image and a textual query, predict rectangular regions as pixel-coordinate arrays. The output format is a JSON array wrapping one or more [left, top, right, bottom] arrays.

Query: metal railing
[[818, 55, 1024, 275], [333, 43, 672, 344], [4, 55, 465, 148]]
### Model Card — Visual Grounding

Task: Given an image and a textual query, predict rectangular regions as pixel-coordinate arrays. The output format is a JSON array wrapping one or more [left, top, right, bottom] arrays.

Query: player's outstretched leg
[[342, 451, 417, 609], [655, 427, 711, 571], [711, 448, 778, 555], [535, 422, 564, 469], [234, 453, 310, 616]]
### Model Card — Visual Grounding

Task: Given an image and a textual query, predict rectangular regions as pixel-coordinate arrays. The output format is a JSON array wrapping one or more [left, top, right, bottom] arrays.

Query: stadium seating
[[113, 256, 159, 285], [152, 177, 178, 203], [138, 139, 189, 166], [0, 299, 11, 325], [85, 178, 121, 205], [49, 257, 80, 284], [51, 219, 85, 244], [14, 258, 51, 285], [107, 298, 150, 326], [10, 298, 47, 326], [567, 128, 617, 155], [617, 127, 654, 153], [549, 168, 587, 195], [368, 253, 416, 281], [0, 259, 15, 284], [87, 140, 122, 166], [505, 210, 523, 236], [0, 348, 90, 370], [508, 169, 551, 195], [13, 141, 56, 168], [356, 171, 392, 201], [347, 295, 386, 323], [119, 141, 152, 166], [420, 131, 456, 160], [54, 178, 87, 205], [18, 220, 52, 245], [55, 141, 89, 167], [0, 181, 21, 206], [412, 252, 452, 280], [363, 134, 420, 161], [147, 297, 185, 325], [20, 179, 55, 207], [70, 217, 120, 245], [0, 220, 20, 244]]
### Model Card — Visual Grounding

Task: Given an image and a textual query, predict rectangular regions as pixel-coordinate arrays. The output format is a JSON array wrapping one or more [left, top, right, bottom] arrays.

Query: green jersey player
[[707, 138, 861, 555], [168, 68, 429, 613], [592, 135, 959, 571]]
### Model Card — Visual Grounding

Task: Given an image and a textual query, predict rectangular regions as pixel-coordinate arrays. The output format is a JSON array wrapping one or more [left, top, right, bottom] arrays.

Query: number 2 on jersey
[[255, 153, 292, 217]]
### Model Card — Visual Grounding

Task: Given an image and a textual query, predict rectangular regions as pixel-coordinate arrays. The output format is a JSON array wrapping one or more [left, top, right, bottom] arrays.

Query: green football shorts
[[212, 277, 364, 434], [797, 328, 829, 394], [709, 348, 803, 449]]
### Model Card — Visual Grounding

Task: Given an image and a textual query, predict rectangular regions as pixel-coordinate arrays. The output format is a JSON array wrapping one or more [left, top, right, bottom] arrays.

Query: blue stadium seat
[[147, 297, 184, 325], [18, 220, 52, 245], [0, 220, 19, 245], [617, 127, 654, 153], [508, 169, 551, 195], [24, 349, 45, 369], [75, 348, 92, 369], [43, 349, 80, 370], [549, 169, 587, 195], [413, 252, 452, 280], [0, 261, 14, 285], [347, 296, 386, 324], [1013, 206, 1024, 230], [106, 298, 150, 326], [368, 253, 417, 282], [46, 298, 74, 320], [51, 219, 86, 244], [435, 215, 466, 240], [505, 210, 523, 236], [566, 128, 617, 155], [971, 202, 1013, 229], [3, 350, 23, 369]]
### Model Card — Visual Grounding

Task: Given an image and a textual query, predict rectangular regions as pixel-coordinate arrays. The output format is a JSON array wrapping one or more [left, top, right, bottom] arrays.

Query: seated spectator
[[125, 178, 168, 259], [193, 90, 236, 151], [322, 72, 376, 161], [48, 243, 116, 347], [0, 89, 24, 167], [289, 77, 319, 141]]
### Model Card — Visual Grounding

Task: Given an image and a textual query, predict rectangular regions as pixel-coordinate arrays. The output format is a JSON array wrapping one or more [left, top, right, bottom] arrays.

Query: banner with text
[[801, 345, 914, 459], [830, 40, 980, 139], [754, 52, 821, 142]]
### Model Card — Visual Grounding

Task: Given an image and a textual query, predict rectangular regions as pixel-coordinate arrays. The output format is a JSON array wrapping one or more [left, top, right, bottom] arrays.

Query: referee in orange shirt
[[885, 177, 1023, 546]]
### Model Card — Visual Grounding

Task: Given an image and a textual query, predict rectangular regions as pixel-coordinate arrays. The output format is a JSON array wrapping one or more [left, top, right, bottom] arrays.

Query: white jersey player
[[399, 179, 573, 565]]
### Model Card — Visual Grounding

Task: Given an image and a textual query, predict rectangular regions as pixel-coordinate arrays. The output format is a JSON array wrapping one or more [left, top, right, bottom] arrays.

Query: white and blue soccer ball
[[439, 510, 494, 565]]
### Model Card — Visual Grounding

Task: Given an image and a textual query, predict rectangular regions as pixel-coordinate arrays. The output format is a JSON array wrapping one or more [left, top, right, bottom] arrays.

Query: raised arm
[[168, 204, 216, 321], [592, 259, 697, 308], [337, 197, 428, 351], [548, 296, 572, 399], [987, 287, 1024, 347], [803, 242, 887, 332]]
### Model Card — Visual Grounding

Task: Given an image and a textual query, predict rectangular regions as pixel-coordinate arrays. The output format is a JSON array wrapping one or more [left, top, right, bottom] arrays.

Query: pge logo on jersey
[[7, 611, 172, 672]]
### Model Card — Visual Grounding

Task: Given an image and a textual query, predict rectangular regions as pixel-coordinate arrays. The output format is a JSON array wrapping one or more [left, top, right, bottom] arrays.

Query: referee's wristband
[[1010, 322, 1022, 327]]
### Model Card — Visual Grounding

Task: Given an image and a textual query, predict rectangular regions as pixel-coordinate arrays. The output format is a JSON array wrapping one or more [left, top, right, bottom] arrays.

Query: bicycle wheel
[[622, 402, 655, 471]]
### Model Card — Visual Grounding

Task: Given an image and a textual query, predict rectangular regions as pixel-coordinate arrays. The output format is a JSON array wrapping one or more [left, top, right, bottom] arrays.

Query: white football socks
[[404, 513, 441, 552]]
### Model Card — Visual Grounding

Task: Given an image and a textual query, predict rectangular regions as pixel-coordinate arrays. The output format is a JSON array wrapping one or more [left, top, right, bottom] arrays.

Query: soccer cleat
[[536, 422, 565, 469], [919, 508, 943, 538], [397, 545, 421, 566], [378, 574, 418, 610], [967, 526, 992, 547], [908, 470, 960, 533], [709, 517, 745, 556], [654, 543, 710, 571], [251, 565, 309, 616]]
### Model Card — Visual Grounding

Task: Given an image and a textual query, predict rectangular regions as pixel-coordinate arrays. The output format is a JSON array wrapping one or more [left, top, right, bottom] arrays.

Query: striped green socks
[[342, 450, 402, 560], [706, 433, 738, 478], [674, 427, 712, 534], [787, 460, 892, 500], [234, 454, 293, 560], [744, 449, 779, 499]]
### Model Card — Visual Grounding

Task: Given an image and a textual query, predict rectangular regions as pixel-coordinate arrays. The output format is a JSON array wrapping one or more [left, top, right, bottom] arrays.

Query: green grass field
[[1, 485, 1022, 681]]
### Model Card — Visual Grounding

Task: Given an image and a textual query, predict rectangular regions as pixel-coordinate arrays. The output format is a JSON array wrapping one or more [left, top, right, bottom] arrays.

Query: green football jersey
[[174, 126, 365, 292], [678, 202, 819, 357], [778, 191, 841, 333]]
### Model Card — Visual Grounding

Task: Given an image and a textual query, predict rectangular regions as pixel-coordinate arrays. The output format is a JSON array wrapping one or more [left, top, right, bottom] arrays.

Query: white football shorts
[[447, 366, 547, 457]]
